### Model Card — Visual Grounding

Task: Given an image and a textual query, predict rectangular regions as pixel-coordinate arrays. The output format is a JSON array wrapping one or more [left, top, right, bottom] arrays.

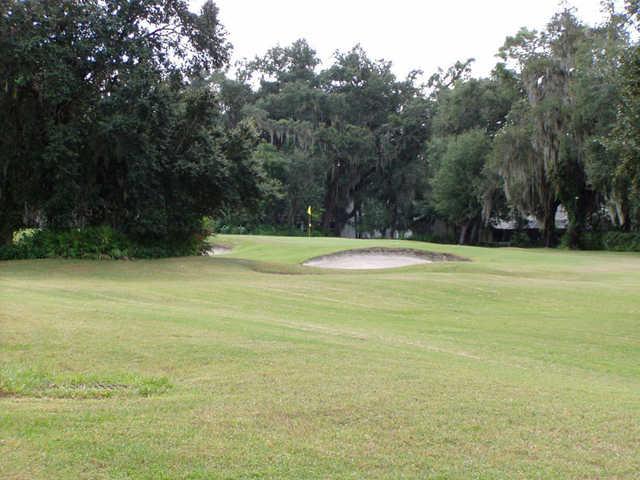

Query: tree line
[[1, 1, 640, 254], [216, 2, 640, 247]]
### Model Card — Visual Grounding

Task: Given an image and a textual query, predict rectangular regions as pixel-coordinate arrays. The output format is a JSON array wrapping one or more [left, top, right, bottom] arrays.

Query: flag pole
[[307, 206, 312, 238]]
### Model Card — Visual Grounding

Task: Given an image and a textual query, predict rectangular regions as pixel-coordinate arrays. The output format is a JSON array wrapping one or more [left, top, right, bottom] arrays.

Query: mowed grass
[[1, 235, 639, 479]]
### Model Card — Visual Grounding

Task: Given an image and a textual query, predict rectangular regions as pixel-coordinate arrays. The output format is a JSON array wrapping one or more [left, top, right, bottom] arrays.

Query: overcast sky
[[190, 0, 613, 79]]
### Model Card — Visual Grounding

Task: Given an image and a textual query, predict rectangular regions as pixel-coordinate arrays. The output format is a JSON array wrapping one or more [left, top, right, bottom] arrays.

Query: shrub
[[211, 219, 325, 237], [574, 231, 640, 252], [511, 231, 535, 247], [0, 226, 209, 261]]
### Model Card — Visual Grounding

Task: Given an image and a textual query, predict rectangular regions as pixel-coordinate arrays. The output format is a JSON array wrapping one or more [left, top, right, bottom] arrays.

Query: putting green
[[1, 235, 639, 479]]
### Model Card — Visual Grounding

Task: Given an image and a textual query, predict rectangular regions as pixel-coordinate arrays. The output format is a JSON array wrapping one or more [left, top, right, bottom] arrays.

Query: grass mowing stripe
[[1, 235, 639, 478]]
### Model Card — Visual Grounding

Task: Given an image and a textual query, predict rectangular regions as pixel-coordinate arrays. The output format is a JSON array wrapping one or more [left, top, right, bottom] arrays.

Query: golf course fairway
[[1, 235, 639, 479]]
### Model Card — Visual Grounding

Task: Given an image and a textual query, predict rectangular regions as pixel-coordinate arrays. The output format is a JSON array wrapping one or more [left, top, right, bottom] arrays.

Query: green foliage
[[231, 41, 431, 237], [488, 8, 640, 246], [0, 0, 260, 248], [0, 227, 129, 260], [569, 231, 640, 251], [510, 230, 536, 248], [358, 198, 390, 234], [249, 142, 325, 228], [0, 226, 207, 261], [214, 223, 325, 237], [431, 130, 492, 242], [432, 77, 517, 137], [2, 1, 639, 251], [490, 100, 558, 244], [218, 5, 634, 247], [408, 231, 458, 245], [426, 67, 517, 244], [609, 1, 640, 229]]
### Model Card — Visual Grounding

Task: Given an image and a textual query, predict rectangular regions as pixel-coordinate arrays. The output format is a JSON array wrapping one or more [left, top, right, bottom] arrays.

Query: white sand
[[207, 245, 232, 256], [303, 253, 431, 270]]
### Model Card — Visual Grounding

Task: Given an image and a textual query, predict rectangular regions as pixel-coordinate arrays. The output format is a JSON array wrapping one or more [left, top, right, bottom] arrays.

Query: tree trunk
[[0, 223, 14, 246], [566, 220, 581, 249], [469, 219, 479, 245], [542, 202, 559, 248], [320, 182, 339, 235], [619, 201, 631, 232], [458, 221, 470, 245], [621, 221, 631, 232]]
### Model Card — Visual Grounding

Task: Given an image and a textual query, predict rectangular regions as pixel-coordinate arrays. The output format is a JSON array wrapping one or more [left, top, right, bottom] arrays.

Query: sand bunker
[[206, 245, 232, 256], [303, 247, 467, 270], [306, 253, 429, 269]]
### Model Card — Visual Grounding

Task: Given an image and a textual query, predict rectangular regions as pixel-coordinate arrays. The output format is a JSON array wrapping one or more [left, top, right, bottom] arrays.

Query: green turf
[[1, 235, 639, 479]]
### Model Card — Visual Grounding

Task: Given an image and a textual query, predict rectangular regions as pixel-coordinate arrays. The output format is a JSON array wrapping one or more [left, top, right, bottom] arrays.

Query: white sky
[[190, 0, 613, 80]]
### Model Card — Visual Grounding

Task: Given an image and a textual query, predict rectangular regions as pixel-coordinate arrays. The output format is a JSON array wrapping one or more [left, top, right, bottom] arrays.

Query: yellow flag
[[307, 206, 312, 216]]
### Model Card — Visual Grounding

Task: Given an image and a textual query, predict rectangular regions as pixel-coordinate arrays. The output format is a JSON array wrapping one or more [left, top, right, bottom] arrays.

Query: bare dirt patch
[[303, 247, 468, 270]]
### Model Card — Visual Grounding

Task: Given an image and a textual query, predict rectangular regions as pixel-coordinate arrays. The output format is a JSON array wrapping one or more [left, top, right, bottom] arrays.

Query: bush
[[0, 226, 209, 261], [511, 230, 535, 248], [410, 232, 457, 245], [211, 219, 325, 237], [574, 231, 640, 252]]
